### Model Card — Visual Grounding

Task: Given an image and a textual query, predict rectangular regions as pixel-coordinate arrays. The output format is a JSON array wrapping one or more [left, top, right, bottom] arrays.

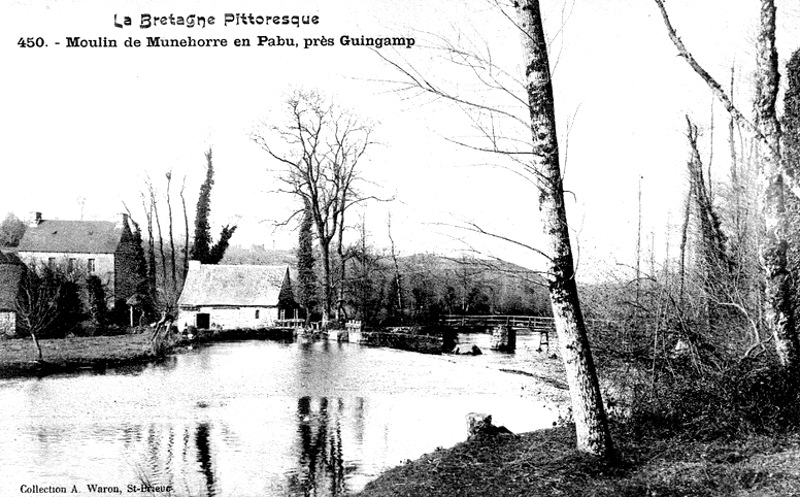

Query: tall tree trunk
[[30, 332, 43, 362], [336, 208, 347, 322], [678, 185, 691, 306], [143, 198, 157, 307], [755, 0, 799, 366], [512, 0, 613, 458], [388, 213, 405, 324], [634, 175, 642, 353], [320, 239, 332, 326], [151, 189, 167, 310], [165, 171, 177, 299], [180, 176, 189, 281], [729, 67, 741, 236]]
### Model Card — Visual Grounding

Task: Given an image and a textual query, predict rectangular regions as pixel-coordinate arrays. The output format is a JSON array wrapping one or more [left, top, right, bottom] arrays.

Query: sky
[[2, 0, 800, 281]]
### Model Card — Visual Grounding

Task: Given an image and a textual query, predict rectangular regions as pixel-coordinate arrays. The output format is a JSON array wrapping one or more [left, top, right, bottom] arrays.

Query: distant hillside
[[399, 253, 546, 284], [394, 253, 551, 317], [218, 246, 550, 321], [220, 245, 296, 266]]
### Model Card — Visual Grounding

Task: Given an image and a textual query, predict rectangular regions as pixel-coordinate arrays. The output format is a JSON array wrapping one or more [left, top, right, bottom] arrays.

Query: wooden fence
[[274, 318, 305, 329], [440, 314, 617, 333]]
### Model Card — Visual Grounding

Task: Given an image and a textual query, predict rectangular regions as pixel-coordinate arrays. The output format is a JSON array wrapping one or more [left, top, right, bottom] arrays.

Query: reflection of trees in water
[[146, 424, 161, 477], [289, 396, 364, 497], [195, 423, 216, 497], [128, 421, 220, 497]]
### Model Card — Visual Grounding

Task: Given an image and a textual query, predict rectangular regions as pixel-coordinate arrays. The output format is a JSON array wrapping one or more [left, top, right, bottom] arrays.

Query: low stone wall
[[188, 327, 295, 344], [326, 328, 348, 342], [357, 331, 443, 355], [347, 330, 363, 343]]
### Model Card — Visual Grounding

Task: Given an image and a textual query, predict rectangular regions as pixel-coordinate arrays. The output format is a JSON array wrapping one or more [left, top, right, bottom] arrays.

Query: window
[[67, 258, 75, 272], [255, 310, 260, 319], [87, 258, 96, 273], [47, 257, 56, 267]]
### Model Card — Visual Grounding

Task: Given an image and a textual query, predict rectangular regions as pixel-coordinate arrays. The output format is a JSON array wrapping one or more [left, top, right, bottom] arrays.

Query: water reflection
[[195, 423, 216, 497], [0, 337, 559, 497], [290, 396, 360, 496]]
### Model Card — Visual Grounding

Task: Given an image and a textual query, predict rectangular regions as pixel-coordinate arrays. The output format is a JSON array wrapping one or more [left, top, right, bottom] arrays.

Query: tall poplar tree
[[191, 149, 214, 263], [129, 218, 154, 321], [296, 199, 318, 323], [511, 0, 614, 458], [190, 148, 237, 265]]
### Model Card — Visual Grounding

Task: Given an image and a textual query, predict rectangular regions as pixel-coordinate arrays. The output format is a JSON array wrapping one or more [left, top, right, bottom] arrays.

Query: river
[[0, 334, 559, 496]]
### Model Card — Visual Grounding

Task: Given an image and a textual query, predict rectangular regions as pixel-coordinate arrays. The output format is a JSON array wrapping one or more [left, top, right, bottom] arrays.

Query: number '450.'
[[18, 37, 45, 48]]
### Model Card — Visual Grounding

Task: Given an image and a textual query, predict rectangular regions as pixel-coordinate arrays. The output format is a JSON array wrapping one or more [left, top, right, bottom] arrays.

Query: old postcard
[[2, 1, 799, 496]]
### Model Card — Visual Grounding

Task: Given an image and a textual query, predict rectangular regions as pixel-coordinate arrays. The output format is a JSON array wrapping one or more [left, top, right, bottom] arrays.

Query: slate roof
[[16, 220, 122, 254], [0, 253, 23, 311], [178, 264, 290, 307]]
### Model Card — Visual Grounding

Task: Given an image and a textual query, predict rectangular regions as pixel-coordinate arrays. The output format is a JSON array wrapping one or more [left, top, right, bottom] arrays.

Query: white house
[[177, 261, 297, 331]]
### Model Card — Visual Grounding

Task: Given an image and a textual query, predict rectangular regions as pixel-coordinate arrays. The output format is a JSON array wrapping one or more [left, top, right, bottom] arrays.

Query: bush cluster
[[621, 358, 800, 440]]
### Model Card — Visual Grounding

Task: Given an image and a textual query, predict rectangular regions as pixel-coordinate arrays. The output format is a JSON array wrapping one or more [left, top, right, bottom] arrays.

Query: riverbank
[[0, 327, 295, 379], [355, 332, 800, 496], [443, 331, 570, 407], [354, 425, 800, 496], [0, 333, 158, 378]]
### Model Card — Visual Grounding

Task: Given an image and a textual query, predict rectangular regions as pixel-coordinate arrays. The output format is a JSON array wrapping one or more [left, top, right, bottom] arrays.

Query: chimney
[[28, 211, 42, 227], [116, 213, 129, 230], [188, 260, 201, 271]]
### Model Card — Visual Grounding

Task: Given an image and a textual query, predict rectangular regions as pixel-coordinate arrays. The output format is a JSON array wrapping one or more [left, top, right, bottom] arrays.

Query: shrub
[[622, 358, 800, 440], [16, 263, 85, 338], [85, 275, 108, 330]]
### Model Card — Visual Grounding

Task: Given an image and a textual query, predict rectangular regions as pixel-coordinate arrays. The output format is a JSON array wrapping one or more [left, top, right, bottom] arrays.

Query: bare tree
[[165, 170, 177, 298], [146, 178, 168, 301], [16, 263, 82, 361], [15, 267, 54, 361], [387, 213, 405, 323], [512, 0, 613, 458], [141, 194, 157, 309], [143, 176, 179, 312], [252, 90, 375, 326], [653, 0, 800, 367], [180, 175, 190, 280]]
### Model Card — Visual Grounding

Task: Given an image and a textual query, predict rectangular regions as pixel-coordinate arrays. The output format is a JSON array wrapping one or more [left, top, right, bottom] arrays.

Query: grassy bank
[[355, 347, 800, 496], [0, 333, 158, 378], [0, 327, 295, 379], [355, 426, 800, 497]]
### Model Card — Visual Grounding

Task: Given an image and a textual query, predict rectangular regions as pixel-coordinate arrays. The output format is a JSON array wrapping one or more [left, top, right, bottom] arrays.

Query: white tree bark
[[653, 0, 800, 367], [754, 0, 799, 366], [512, 0, 614, 458]]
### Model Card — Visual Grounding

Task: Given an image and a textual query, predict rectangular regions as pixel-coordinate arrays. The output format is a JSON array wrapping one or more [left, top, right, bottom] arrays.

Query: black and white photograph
[[2, 0, 800, 495]]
